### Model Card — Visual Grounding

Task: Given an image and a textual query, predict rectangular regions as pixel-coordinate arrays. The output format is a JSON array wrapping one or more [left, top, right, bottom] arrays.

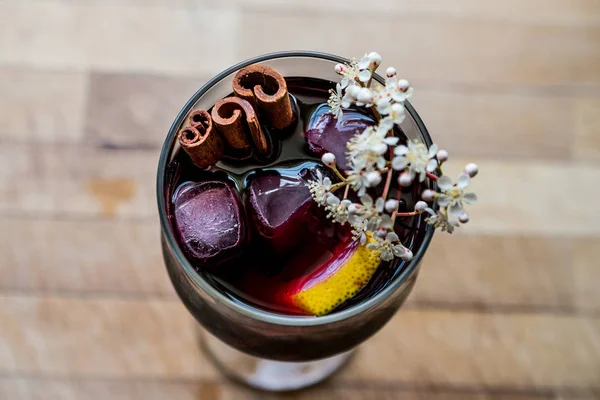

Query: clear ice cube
[[247, 168, 315, 258], [304, 104, 376, 171], [173, 181, 245, 264]]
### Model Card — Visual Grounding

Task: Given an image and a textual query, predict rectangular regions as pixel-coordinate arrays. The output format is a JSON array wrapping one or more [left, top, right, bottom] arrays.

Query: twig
[[426, 172, 438, 181]]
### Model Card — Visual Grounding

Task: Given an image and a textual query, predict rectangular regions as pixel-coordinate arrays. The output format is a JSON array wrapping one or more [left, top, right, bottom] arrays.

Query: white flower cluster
[[346, 125, 399, 196], [309, 52, 479, 262], [393, 141, 438, 184], [422, 164, 478, 233], [309, 172, 412, 262]]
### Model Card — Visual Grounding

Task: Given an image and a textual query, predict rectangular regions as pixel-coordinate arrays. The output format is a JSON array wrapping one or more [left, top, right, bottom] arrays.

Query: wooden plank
[[0, 295, 598, 387], [0, 378, 222, 400], [15, 0, 600, 26], [410, 235, 600, 312], [0, 145, 156, 218], [0, 1, 238, 75], [2, 215, 598, 312], [239, 12, 600, 87], [443, 158, 599, 236], [411, 89, 576, 160], [86, 73, 205, 148], [573, 98, 600, 161], [0, 67, 87, 144], [0, 377, 572, 400], [223, 385, 583, 400], [234, 0, 600, 26], [0, 295, 216, 378], [2, 2, 599, 84], [0, 218, 173, 296], [572, 239, 600, 310], [346, 310, 600, 387]]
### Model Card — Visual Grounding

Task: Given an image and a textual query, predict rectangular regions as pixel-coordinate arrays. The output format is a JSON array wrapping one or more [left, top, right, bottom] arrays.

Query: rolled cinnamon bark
[[211, 97, 269, 155], [178, 110, 224, 168], [232, 64, 294, 130], [187, 110, 212, 130]]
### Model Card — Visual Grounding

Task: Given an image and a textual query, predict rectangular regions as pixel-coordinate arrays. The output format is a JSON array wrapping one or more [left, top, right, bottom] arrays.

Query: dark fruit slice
[[173, 181, 246, 266], [304, 103, 376, 171]]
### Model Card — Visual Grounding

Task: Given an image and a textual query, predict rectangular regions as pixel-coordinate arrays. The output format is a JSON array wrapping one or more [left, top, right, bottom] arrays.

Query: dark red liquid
[[165, 77, 427, 316]]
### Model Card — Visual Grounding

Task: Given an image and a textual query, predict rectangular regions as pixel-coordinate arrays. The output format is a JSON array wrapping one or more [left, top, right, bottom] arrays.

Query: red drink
[[166, 77, 427, 316]]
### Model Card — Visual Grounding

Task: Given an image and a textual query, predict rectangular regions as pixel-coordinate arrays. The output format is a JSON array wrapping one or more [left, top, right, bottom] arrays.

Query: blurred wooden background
[[1, 0, 599, 399]]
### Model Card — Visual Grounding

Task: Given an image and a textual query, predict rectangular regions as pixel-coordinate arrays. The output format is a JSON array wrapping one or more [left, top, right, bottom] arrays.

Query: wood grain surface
[[1, 0, 599, 398]]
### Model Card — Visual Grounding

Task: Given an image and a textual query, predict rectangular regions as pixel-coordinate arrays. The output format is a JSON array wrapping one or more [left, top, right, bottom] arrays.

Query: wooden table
[[1, 0, 599, 398]]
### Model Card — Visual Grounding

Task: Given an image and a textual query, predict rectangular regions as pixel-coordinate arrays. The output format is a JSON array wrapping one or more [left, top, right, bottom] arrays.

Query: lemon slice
[[292, 235, 380, 316]]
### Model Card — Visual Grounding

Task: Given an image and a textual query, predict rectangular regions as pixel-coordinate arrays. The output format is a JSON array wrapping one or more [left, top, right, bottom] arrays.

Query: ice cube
[[247, 167, 317, 258], [304, 103, 376, 171], [173, 181, 246, 265]]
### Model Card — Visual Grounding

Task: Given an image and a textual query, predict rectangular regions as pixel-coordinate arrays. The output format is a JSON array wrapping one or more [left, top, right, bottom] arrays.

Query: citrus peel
[[290, 234, 380, 316]]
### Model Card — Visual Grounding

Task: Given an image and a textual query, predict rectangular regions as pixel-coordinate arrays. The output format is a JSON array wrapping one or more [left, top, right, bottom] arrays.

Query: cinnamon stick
[[211, 97, 269, 154], [232, 64, 294, 130], [178, 110, 224, 168]]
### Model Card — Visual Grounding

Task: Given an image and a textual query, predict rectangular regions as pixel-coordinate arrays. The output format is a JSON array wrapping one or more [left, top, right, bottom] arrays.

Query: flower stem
[[380, 128, 395, 200], [366, 65, 377, 88], [342, 184, 350, 200], [390, 188, 408, 226], [393, 210, 421, 218], [426, 172, 439, 181], [329, 164, 346, 182], [381, 166, 394, 201], [330, 182, 348, 192], [372, 106, 382, 122]]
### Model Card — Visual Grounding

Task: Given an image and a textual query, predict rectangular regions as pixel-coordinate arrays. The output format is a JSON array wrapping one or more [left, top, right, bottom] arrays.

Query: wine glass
[[157, 51, 435, 391]]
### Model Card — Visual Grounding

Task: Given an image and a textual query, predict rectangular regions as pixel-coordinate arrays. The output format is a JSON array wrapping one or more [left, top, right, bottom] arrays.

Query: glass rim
[[156, 50, 435, 326]]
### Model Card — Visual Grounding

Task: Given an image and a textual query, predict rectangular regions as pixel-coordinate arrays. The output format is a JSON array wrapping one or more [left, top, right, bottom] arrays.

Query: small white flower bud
[[391, 102, 405, 117], [357, 88, 374, 104], [422, 189, 436, 202], [458, 212, 470, 223], [401, 248, 413, 261], [348, 203, 360, 214], [386, 67, 397, 77], [368, 52, 382, 66], [414, 201, 428, 213], [398, 173, 413, 187], [397, 79, 410, 92], [321, 152, 336, 166], [436, 149, 449, 163], [464, 163, 479, 178], [384, 199, 398, 213], [334, 63, 345, 74], [365, 171, 382, 187]]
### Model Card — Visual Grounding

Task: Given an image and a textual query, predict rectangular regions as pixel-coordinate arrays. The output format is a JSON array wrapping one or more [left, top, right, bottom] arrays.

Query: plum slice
[[173, 181, 246, 265]]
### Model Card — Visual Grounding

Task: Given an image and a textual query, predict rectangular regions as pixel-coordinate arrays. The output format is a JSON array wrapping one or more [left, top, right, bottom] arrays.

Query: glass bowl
[[157, 51, 435, 391]]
